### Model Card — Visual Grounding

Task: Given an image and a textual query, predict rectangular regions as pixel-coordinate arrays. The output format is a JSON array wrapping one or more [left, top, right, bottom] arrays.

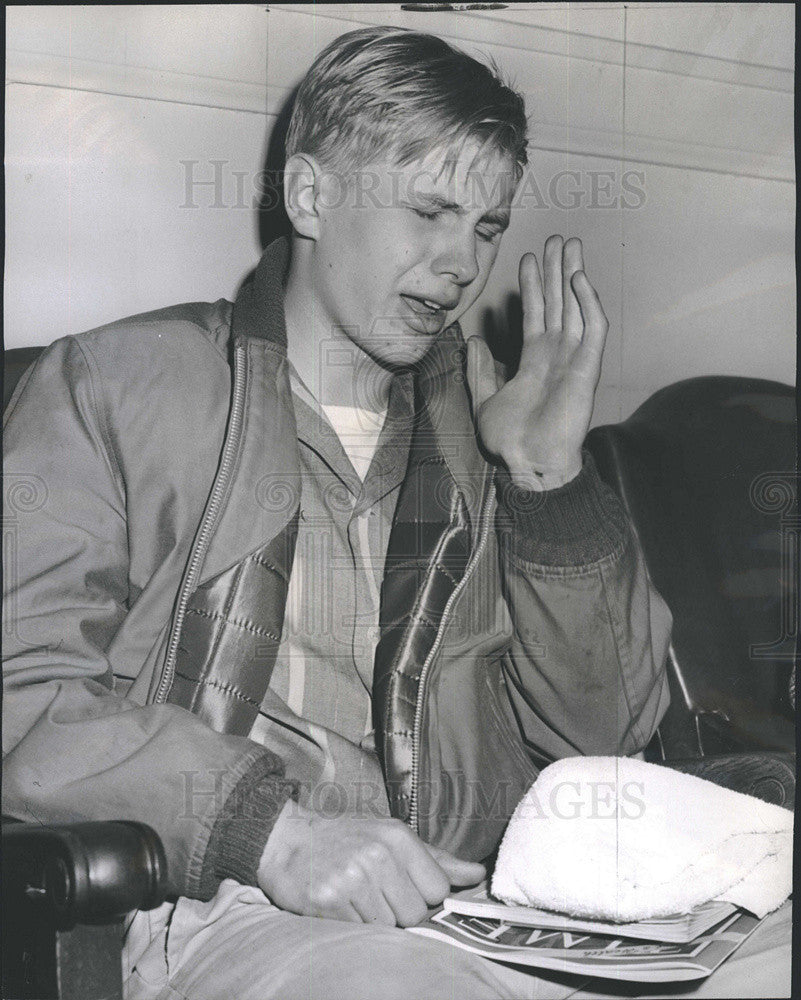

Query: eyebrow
[[412, 193, 511, 229]]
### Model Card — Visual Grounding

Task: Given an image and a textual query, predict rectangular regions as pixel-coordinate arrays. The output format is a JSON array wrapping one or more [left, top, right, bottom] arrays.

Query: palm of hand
[[475, 345, 597, 480], [467, 236, 608, 490]]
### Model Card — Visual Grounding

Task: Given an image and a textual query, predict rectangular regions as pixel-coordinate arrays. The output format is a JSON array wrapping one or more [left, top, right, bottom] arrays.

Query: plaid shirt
[[249, 364, 415, 811]]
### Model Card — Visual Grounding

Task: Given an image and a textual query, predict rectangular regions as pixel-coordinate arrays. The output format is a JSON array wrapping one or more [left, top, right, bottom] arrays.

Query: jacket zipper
[[408, 465, 495, 833], [153, 339, 248, 704]]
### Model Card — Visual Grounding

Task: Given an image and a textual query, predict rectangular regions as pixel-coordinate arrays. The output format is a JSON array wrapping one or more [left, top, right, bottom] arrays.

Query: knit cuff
[[198, 751, 298, 901], [496, 451, 628, 566]]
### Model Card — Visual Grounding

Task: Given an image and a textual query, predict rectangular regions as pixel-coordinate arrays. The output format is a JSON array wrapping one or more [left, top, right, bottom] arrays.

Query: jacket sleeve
[[2, 337, 297, 900], [494, 451, 671, 762]]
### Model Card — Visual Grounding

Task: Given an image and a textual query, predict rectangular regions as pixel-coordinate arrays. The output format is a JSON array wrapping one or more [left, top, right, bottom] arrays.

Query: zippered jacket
[[2, 239, 671, 900]]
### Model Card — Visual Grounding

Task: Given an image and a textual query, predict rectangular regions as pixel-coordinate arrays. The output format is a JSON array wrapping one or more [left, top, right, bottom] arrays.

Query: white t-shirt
[[320, 403, 388, 479]]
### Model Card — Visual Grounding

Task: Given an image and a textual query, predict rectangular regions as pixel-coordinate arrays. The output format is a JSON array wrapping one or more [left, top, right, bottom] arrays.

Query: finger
[[543, 234, 564, 332], [401, 844, 451, 907], [426, 846, 486, 887], [562, 237, 584, 341], [337, 902, 365, 923], [571, 270, 609, 378], [465, 336, 499, 413], [310, 866, 375, 924], [518, 252, 544, 339], [380, 870, 430, 928], [351, 884, 398, 927], [312, 896, 363, 923]]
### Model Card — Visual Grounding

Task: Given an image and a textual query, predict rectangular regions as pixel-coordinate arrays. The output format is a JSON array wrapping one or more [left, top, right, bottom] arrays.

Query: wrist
[[197, 754, 298, 901], [496, 451, 629, 566], [257, 798, 307, 890]]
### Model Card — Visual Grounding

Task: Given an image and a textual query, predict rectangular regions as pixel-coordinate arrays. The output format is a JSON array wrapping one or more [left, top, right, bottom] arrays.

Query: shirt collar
[[291, 365, 415, 505]]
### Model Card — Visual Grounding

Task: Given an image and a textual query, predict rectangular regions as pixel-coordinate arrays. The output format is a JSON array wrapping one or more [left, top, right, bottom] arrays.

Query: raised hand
[[258, 799, 485, 926], [466, 235, 609, 491]]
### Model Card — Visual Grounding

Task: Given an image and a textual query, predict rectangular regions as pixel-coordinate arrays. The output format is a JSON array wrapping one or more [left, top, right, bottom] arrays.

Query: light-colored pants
[[125, 880, 792, 1000]]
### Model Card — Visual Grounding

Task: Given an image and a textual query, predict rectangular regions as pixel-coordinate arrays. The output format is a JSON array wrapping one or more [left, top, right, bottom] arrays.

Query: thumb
[[465, 336, 498, 416], [426, 845, 486, 887]]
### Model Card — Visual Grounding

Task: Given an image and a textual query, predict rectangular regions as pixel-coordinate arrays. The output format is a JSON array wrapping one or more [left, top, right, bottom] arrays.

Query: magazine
[[408, 907, 761, 982], [442, 884, 737, 944]]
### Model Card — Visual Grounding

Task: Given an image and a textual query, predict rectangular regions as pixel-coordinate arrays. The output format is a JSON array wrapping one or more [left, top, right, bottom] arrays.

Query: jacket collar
[[416, 328, 491, 531], [230, 237, 291, 350]]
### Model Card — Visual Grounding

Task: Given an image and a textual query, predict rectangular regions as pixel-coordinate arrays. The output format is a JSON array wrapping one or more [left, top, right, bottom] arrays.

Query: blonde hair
[[285, 26, 528, 178]]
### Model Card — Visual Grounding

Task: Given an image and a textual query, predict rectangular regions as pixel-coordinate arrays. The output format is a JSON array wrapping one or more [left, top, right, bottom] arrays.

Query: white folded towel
[[491, 756, 793, 922]]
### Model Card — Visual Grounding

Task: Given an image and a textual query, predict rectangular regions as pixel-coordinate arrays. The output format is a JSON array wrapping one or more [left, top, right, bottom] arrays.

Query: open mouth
[[402, 294, 446, 314], [399, 294, 457, 335]]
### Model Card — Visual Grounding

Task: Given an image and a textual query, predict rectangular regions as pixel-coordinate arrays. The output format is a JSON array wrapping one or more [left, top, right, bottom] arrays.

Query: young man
[[3, 26, 671, 999]]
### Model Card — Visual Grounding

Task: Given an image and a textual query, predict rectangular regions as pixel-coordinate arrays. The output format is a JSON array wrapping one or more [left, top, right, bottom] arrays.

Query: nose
[[432, 229, 480, 286]]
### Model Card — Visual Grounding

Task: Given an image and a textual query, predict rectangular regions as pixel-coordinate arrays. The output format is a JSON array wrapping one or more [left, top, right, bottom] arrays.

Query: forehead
[[375, 141, 517, 213]]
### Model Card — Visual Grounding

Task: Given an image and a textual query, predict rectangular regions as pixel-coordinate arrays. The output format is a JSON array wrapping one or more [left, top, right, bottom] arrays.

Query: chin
[[364, 335, 438, 371], [388, 344, 439, 369]]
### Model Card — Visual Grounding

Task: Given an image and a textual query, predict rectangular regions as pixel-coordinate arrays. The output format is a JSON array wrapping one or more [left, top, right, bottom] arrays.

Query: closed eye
[[412, 207, 442, 221]]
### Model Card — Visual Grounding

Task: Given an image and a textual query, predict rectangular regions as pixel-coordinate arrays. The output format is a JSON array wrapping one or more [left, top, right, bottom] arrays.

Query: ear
[[284, 153, 325, 240]]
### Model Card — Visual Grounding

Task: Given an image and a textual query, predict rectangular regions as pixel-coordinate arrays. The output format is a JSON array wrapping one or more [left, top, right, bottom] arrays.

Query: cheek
[[360, 250, 405, 299], [365, 246, 419, 295], [332, 206, 396, 272]]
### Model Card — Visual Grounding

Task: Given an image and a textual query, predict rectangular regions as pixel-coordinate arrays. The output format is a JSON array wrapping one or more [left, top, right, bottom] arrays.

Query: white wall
[[5, 3, 795, 425]]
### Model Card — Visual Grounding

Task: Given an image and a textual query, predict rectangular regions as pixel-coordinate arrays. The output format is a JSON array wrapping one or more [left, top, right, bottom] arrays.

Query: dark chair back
[[586, 376, 796, 759], [4, 346, 44, 410]]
